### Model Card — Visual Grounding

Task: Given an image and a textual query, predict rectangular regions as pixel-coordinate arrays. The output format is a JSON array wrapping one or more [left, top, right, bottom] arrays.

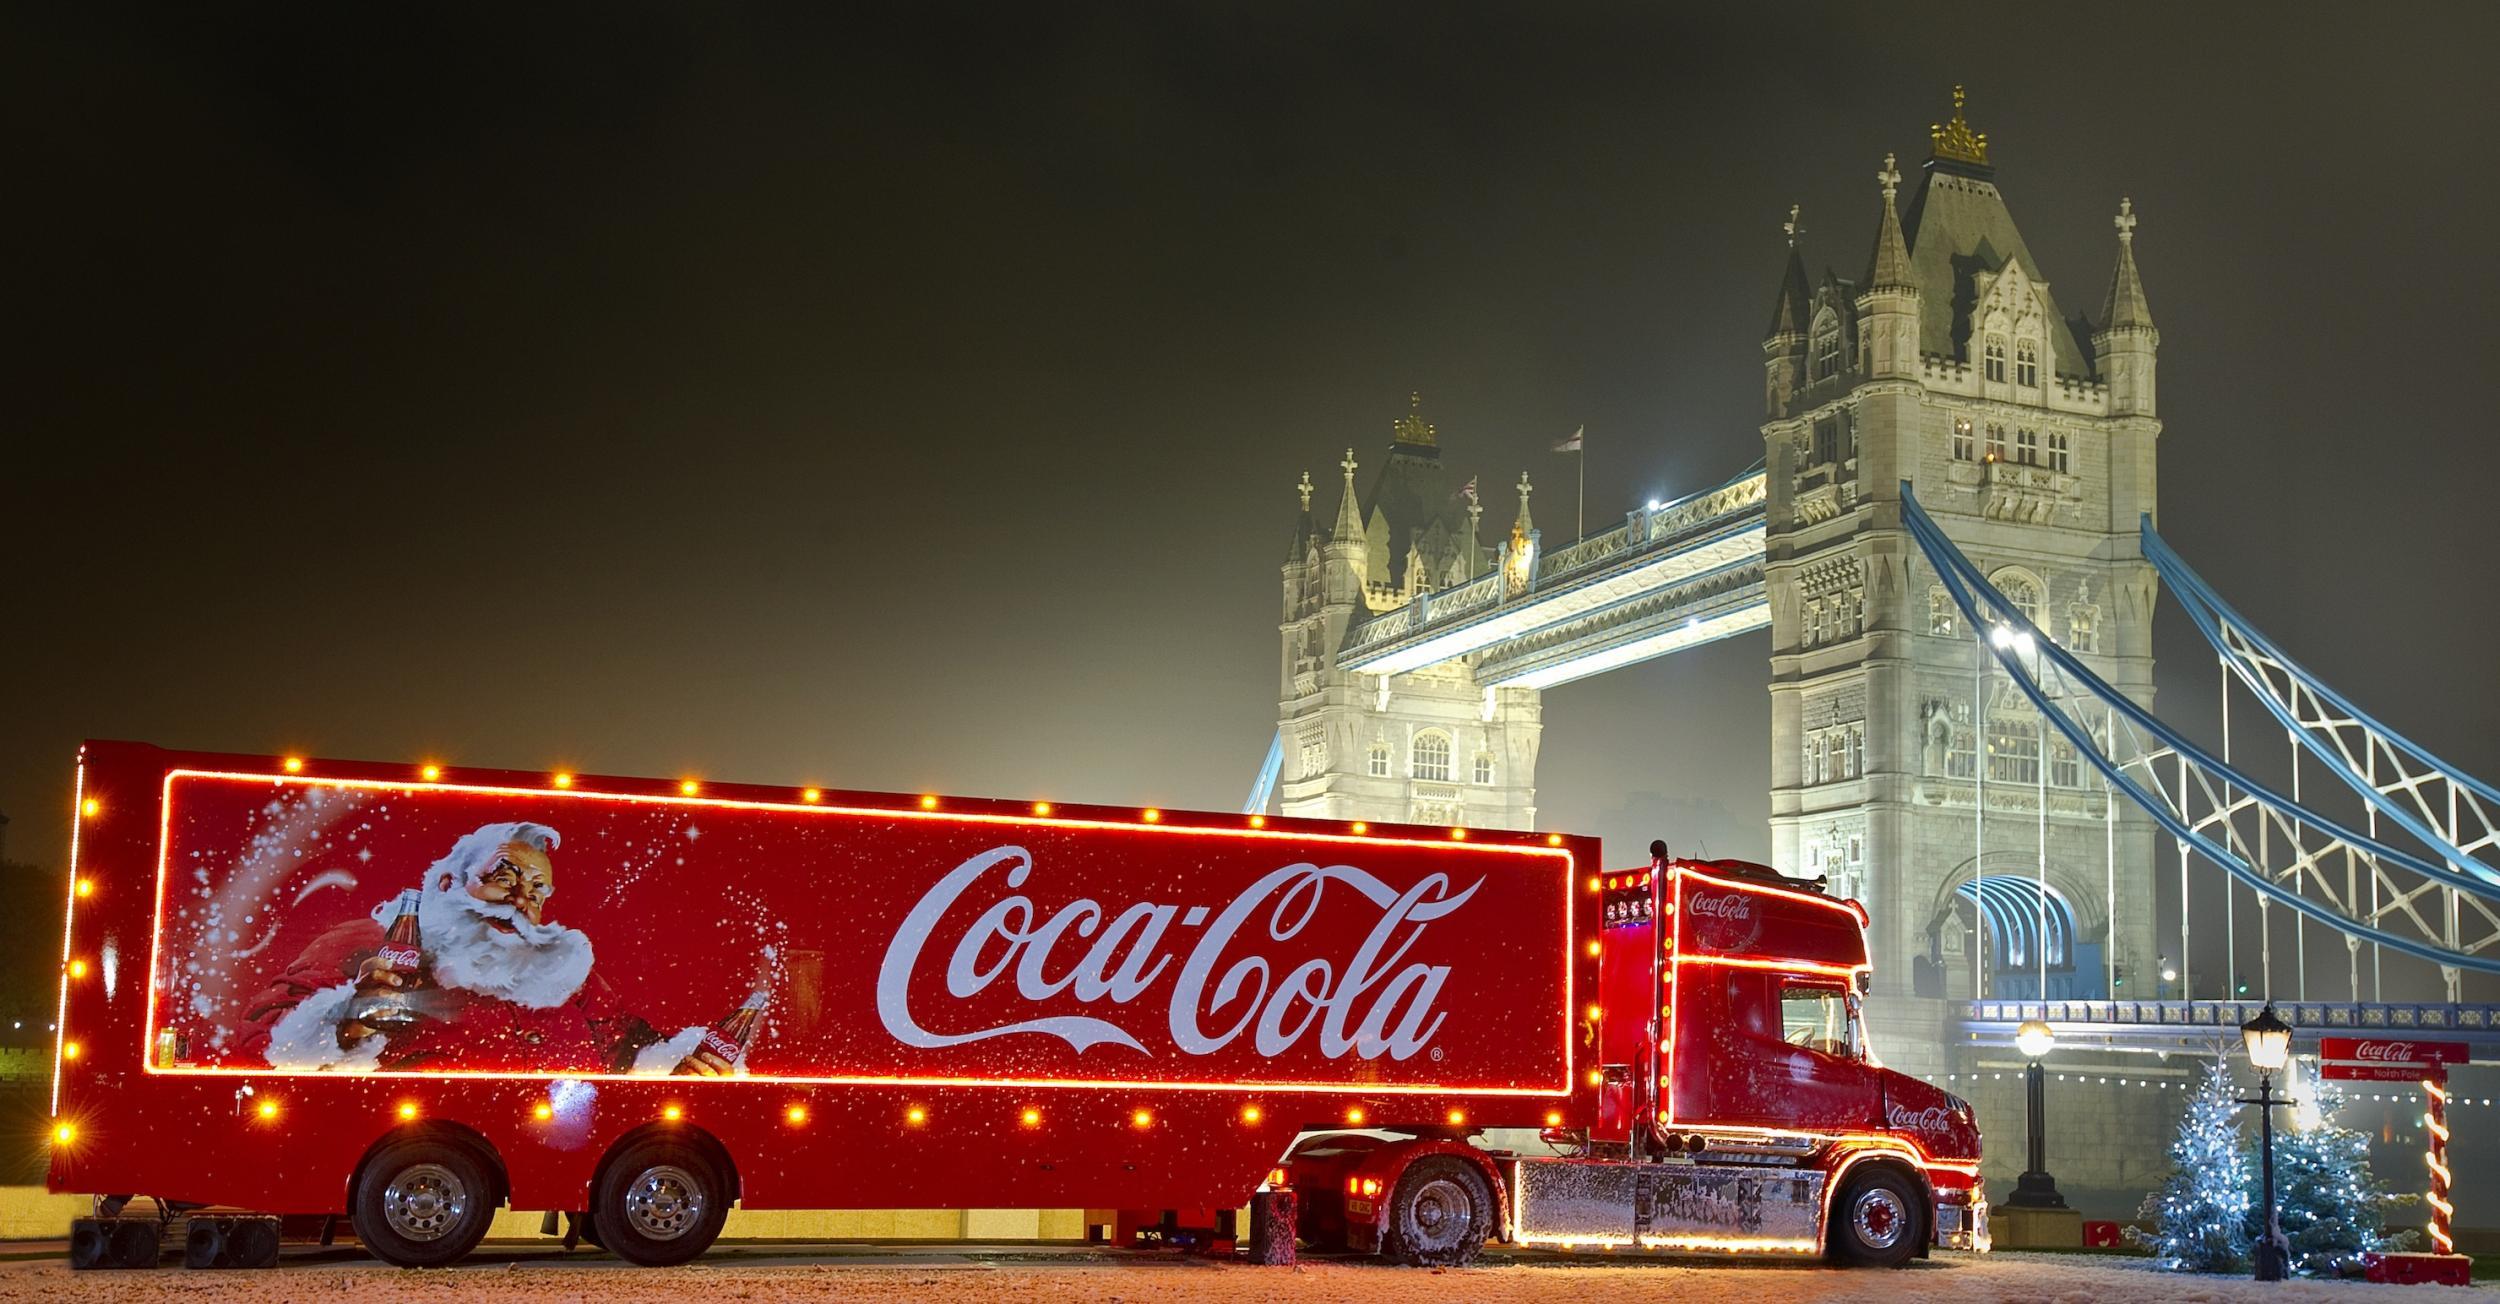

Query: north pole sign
[[2321, 1062, 2445, 1083], [2319, 1037, 2470, 1066]]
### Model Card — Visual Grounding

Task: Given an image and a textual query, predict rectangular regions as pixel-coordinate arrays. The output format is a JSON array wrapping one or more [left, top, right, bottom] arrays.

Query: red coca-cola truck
[[48, 741, 1984, 1270]]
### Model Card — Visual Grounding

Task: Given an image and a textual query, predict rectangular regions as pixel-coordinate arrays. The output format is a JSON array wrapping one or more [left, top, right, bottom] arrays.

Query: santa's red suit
[[241, 917, 663, 1073]]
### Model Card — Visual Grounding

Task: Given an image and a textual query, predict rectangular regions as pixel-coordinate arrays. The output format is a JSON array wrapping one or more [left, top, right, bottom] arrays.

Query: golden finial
[[1393, 391, 1437, 447], [1928, 84, 1990, 166]]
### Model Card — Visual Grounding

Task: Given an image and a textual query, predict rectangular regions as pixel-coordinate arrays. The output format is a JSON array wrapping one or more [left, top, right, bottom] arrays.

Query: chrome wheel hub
[[1852, 1186, 1908, 1250], [381, 1162, 469, 1242], [1405, 1176, 1474, 1253], [621, 1164, 707, 1241]]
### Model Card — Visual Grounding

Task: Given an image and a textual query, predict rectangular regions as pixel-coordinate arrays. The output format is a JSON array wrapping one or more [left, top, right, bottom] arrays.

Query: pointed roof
[[1897, 88, 2093, 376], [1766, 205, 1813, 340], [1864, 153, 1915, 293], [2101, 197, 2155, 333], [1287, 470, 1316, 561], [1330, 448, 1366, 545]]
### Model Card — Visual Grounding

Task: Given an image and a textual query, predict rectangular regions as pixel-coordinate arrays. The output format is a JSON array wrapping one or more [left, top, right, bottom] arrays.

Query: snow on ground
[[0, 1249, 2490, 1304]]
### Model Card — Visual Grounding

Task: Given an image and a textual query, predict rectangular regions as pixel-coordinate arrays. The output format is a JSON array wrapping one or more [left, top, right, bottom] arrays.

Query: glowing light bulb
[[81, 799, 100, 818], [60, 1042, 80, 1061], [1241, 1105, 1263, 1125], [919, 795, 939, 810], [1033, 802, 1053, 816], [52, 1123, 73, 1145], [1545, 1110, 1564, 1127], [1585, 939, 1602, 957], [282, 757, 305, 774], [1346, 1107, 1366, 1125], [1248, 815, 1267, 828], [679, 780, 700, 796], [785, 1104, 809, 1125], [1446, 1109, 1466, 1126], [67, 960, 86, 979], [533, 1102, 553, 1120], [1350, 822, 1368, 834], [1548, 833, 1565, 846], [1131, 1108, 1153, 1129], [662, 1104, 684, 1121], [1142, 808, 1162, 823], [1020, 1107, 1042, 1128], [257, 1100, 279, 1121], [552, 773, 574, 789], [801, 788, 822, 803], [397, 1102, 418, 1120], [75, 879, 93, 898], [1449, 827, 1467, 840], [906, 1106, 927, 1126]]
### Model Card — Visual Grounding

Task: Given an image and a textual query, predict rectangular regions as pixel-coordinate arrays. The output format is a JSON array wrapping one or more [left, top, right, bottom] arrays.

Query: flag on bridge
[[1552, 425, 1584, 453]]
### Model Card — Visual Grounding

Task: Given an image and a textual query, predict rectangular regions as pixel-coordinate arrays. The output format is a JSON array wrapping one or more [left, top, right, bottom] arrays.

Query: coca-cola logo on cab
[[1687, 893, 1752, 922], [876, 846, 1482, 1062], [1886, 1103, 1955, 1134]]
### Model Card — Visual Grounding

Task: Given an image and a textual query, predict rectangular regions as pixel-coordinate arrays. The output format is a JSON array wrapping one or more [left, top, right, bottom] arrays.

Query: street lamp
[[2004, 1019, 2068, 1210], [2240, 1004, 2293, 1282]]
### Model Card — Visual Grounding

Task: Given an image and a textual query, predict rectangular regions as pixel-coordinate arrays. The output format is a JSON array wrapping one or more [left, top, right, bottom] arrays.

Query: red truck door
[[1672, 967, 1879, 1132]]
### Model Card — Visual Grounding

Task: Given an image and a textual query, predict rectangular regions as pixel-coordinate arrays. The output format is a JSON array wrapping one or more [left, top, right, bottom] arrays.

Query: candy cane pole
[[2425, 1075, 2454, 1256]]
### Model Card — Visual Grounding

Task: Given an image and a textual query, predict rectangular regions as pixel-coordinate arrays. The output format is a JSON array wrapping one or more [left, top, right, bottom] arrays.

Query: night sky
[[9, 5, 2500, 1002]]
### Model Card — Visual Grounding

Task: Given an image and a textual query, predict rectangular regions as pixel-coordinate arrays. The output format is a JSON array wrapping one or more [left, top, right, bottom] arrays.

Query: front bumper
[[1933, 1182, 1990, 1252]]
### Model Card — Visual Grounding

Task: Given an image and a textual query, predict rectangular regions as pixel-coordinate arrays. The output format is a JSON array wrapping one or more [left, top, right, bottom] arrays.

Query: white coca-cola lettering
[[1886, 1103, 1955, 1134], [1687, 893, 1753, 921], [377, 945, 421, 970], [876, 845, 1481, 1061], [701, 1029, 741, 1059], [2353, 1041, 2417, 1063]]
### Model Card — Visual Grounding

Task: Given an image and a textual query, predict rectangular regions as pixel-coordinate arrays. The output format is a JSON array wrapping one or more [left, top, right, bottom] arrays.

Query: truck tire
[[1828, 1166, 1921, 1268], [592, 1138, 731, 1267], [1380, 1156, 1490, 1267], [351, 1137, 497, 1268]]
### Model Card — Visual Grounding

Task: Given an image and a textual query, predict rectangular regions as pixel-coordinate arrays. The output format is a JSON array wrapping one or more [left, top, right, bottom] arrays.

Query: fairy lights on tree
[[2130, 1058, 2254, 1272], [2271, 1076, 2413, 1276]]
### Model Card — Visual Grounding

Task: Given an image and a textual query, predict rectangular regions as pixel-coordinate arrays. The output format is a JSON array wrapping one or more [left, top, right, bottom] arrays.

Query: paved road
[[0, 1244, 2479, 1301]]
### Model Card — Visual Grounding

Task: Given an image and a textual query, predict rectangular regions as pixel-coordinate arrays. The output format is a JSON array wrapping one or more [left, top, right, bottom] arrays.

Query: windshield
[[1779, 983, 1858, 1059]]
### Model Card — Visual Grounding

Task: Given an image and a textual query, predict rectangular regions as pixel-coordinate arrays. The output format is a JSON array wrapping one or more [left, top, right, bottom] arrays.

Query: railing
[[1955, 999, 2500, 1059]]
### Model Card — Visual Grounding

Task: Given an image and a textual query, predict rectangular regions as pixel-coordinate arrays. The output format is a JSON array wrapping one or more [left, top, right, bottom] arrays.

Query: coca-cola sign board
[[147, 772, 1575, 1093], [2319, 1037, 2470, 1066]]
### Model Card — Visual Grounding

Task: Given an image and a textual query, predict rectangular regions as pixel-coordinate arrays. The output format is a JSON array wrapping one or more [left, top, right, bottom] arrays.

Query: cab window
[[1779, 983, 1857, 1059]]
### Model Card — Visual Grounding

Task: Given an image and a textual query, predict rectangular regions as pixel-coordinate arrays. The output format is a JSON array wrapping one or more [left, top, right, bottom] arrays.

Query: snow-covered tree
[[2271, 1078, 2412, 1277], [2131, 1057, 2255, 1272]]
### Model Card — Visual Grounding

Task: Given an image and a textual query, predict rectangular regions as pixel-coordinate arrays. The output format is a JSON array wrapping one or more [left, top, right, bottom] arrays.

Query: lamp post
[[2004, 1019, 2068, 1209], [2239, 1004, 2294, 1282]]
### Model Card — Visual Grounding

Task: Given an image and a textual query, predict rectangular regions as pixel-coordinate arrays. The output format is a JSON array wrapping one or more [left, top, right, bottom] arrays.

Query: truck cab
[[1506, 854, 1987, 1264]]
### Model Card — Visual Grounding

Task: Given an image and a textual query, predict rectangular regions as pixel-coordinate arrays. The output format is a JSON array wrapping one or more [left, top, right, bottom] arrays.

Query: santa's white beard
[[418, 886, 594, 1009]]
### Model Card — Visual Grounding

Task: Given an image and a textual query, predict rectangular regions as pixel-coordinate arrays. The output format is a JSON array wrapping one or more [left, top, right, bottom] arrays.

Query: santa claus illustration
[[246, 821, 727, 1073]]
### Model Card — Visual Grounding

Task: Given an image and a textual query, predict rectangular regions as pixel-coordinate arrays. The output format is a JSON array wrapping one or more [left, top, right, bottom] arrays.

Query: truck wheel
[[1828, 1167, 1921, 1268], [592, 1139, 730, 1267], [351, 1138, 497, 1268], [1380, 1156, 1490, 1267]]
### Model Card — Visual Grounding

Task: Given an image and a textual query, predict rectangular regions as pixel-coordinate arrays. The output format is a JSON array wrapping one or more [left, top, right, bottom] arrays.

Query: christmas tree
[[2130, 1057, 2255, 1272], [2270, 1078, 2413, 1277]]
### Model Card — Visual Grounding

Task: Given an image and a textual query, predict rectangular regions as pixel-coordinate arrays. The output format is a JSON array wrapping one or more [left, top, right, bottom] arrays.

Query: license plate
[[1347, 1198, 1375, 1217]]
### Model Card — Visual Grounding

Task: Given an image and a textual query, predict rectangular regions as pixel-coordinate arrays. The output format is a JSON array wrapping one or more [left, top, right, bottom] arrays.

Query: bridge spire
[[1331, 447, 1367, 542], [1865, 152, 1914, 293], [2093, 196, 2160, 416], [2101, 197, 2154, 332]]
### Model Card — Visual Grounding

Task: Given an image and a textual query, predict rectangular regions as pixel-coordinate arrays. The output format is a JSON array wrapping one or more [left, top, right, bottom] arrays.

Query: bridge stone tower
[[1277, 396, 1544, 831], [1761, 92, 2163, 1077]]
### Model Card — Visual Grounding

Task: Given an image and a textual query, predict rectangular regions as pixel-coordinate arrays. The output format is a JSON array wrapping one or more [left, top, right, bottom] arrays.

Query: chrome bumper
[[1933, 1184, 1990, 1252]]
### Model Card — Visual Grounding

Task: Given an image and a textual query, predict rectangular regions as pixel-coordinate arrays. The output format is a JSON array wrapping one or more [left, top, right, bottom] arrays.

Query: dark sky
[[9, 3, 2500, 989]]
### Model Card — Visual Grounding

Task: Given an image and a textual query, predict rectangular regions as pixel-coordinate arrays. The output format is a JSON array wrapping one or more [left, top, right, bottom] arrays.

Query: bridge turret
[[1323, 447, 1371, 611], [1855, 153, 1920, 382], [1763, 204, 1812, 418], [2093, 197, 2159, 418]]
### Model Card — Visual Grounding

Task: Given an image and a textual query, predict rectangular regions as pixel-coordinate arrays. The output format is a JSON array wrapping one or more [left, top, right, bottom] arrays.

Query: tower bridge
[[1254, 90, 2500, 1213]]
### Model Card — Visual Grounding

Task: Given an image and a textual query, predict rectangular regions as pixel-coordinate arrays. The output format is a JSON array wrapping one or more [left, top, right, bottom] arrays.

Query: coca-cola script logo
[[2352, 1041, 2421, 1063], [1886, 1103, 1957, 1135], [876, 846, 1482, 1061], [1686, 893, 1753, 922], [377, 945, 422, 970]]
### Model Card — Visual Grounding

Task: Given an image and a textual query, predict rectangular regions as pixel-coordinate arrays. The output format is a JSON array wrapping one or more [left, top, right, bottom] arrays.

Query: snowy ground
[[0, 1245, 2488, 1301]]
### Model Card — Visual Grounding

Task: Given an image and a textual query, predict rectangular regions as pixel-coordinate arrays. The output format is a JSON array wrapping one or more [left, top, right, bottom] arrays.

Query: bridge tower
[[1761, 91, 2163, 1074], [1277, 397, 1544, 831]]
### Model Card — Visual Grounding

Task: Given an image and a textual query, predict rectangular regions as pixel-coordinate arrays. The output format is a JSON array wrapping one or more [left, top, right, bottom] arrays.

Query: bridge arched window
[[1989, 568, 2045, 626], [1368, 742, 1391, 778], [2015, 427, 2038, 465], [1812, 314, 1843, 379], [1984, 422, 2006, 461], [2015, 339, 2039, 388], [1473, 752, 1495, 785], [1951, 417, 1975, 462], [2047, 429, 2071, 473], [1984, 335, 2007, 383], [1986, 714, 2039, 785], [1411, 731, 1452, 783]]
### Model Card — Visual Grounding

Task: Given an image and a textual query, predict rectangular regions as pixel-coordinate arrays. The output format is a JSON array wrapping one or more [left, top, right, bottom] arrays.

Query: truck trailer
[[48, 741, 1984, 1269]]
